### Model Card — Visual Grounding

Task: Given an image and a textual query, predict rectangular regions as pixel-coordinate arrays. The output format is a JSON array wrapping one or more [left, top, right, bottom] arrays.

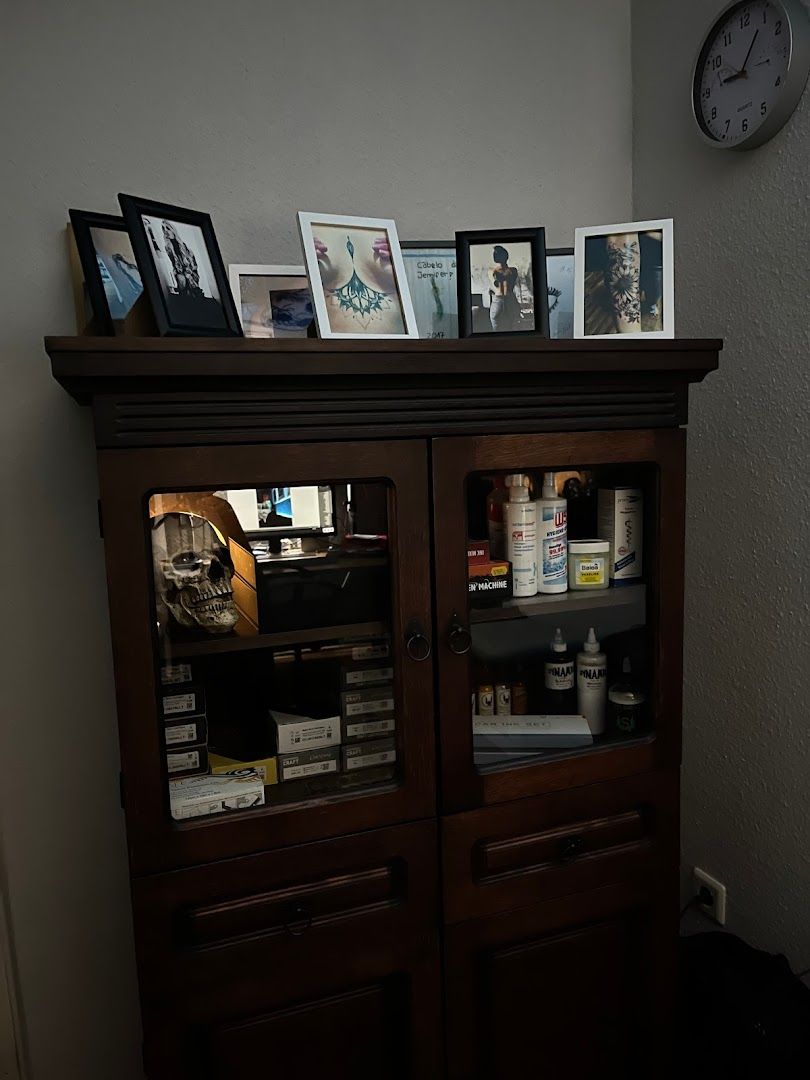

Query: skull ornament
[[151, 513, 239, 635]]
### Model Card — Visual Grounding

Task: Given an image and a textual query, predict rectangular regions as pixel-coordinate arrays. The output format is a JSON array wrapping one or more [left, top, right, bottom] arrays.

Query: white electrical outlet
[[693, 867, 727, 925]]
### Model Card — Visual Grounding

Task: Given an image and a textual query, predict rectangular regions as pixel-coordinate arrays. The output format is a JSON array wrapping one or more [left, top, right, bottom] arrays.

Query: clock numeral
[[775, 75, 782, 86], [703, 87, 711, 99], [775, 19, 782, 34], [711, 106, 717, 120], [740, 11, 750, 28], [761, 101, 767, 116], [725, 119, 731, 133], [712, 54, 723, 69], [762, 8, 767, 21], [742, 118, 749, 133], [724, 31, 733, 45]]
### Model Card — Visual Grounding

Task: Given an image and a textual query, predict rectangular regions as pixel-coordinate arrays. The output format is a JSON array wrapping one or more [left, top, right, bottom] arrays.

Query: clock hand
[[725, 28, 764, 81]]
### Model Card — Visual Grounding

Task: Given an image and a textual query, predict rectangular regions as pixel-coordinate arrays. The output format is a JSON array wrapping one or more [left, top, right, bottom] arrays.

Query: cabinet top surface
[[47, 336, 721, 404]]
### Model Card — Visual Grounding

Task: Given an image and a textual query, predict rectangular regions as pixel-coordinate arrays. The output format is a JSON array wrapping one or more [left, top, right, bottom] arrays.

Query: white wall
[[0, 2, 633, 1076], [633, 0, 810, 970]]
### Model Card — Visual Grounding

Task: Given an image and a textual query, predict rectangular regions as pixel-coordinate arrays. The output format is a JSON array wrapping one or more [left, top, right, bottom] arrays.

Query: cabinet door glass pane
[[466, 465, 655, 773], [148, 480, 399, 821]]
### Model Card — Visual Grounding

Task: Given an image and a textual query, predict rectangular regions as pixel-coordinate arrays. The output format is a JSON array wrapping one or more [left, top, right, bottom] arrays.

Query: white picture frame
[[297, 212, 418, 340], [227, 263, 312, 338], [574, 218, 674, 339]]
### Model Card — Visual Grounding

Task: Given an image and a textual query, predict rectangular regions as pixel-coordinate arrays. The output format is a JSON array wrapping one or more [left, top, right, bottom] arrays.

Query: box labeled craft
[[161, 685, 206, 719], [277, 745, 340, 782], [343, 714, 396, 742], [341, 687, 395, 722], [169, 771, 265, 820], [597, 487, 643, 583], [341, 737, 396, 772], [160, 662, 194, 686], [209, 752, 278, 786], [270, 709, 341, 754], [467, 560, 512, 607], [472, 715, 593, 750], [166, 744, 209, 777], [341, 660, 395, 689], [164, 715, 208, 748]]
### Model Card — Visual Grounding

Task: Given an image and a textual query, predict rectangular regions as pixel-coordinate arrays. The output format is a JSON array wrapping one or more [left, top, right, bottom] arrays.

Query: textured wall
[[0, 2, 632, 1076], [633, 0, 810, 969]]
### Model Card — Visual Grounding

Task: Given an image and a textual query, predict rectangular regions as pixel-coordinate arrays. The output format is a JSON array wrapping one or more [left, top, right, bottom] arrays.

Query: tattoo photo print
[[583, 230, 664, 335], [312, 224, 405, 334]]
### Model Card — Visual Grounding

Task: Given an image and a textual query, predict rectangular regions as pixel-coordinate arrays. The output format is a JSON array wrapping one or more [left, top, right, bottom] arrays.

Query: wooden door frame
[[98, 440, 436, 876], [432, 428, 686, 812]]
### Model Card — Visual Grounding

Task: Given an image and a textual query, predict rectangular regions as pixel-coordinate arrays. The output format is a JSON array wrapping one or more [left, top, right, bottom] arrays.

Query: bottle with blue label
[[537, 472, 568, 594]]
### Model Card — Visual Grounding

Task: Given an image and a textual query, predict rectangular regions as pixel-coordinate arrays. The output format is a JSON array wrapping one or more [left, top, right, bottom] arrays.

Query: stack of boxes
[[160, 662, 209, 778]]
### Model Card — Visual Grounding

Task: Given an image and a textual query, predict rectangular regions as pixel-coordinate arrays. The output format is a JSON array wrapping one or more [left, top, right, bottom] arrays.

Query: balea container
[[568, 540, 610, 591]]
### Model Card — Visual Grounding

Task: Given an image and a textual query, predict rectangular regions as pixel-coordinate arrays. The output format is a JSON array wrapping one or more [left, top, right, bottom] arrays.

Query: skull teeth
[[190, 586, 233, 607]]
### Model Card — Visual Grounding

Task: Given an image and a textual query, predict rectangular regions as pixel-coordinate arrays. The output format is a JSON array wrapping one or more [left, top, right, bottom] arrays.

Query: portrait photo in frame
[[546, 247, 575, 339], [228, 264, 313, 338], [400, 241, 458, 339], [119, 193, 242, 337], [68, 209, 145, 334], [455, 227, 549, 338], [297, 212, 418, 340], [574, 218, 674, 339]]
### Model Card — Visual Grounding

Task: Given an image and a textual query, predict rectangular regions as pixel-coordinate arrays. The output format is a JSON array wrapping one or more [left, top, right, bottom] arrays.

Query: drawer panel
[[442, 772, 677, 923], [133, 818, 438, 1001]]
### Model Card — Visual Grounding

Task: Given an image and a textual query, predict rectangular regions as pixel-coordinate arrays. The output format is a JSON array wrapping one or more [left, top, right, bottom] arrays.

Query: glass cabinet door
[[432, 429, 685, 813], [99, 441, 435, 874]]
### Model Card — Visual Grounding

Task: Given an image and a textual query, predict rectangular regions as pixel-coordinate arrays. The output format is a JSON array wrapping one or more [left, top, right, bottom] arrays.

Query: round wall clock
[[693, 0, 810, 149]]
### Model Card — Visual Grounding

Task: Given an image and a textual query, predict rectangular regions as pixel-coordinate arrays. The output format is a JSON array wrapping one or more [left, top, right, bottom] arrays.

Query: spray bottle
[[537, 472, 568, 594], [576, 627, 607, 734], [505, 474, 537, 597]]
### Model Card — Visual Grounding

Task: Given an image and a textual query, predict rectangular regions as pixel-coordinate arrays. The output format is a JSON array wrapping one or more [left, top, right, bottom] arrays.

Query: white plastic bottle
[[505, 474, 537, 597], [576, 627, 607, 734], [537, 472, 568, 594]]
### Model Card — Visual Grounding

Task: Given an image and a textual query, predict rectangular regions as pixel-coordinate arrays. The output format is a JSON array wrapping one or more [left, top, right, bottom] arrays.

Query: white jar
[[568, 540, 610, 591]]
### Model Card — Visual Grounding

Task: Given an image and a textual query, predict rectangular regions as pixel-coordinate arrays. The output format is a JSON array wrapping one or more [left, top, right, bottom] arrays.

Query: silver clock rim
[[691, 0, 810, 151]]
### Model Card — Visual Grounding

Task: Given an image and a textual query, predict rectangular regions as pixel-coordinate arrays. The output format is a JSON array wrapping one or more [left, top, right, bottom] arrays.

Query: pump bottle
[[576, 627, 607, 734], [505, 474, 537, 597], [537, 472, 568, 594]]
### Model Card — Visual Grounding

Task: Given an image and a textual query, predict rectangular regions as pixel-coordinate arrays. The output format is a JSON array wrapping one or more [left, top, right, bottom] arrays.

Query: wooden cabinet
[[47, 335, 719, 1078]]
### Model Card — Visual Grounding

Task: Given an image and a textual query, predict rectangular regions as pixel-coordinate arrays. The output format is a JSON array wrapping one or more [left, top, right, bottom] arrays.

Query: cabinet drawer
[[133, 818, 438, 1004], [442, 772, 677, 923]]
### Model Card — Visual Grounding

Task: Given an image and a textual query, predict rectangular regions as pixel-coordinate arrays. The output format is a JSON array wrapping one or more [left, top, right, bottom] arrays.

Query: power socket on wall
[[693, 867, 727, 925]]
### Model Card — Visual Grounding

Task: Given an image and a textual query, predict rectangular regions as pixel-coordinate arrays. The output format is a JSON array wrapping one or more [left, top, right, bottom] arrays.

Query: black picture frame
[[118, 193, 242, 338], [68, 209, 144, 334], [455, 227, 549, 339]]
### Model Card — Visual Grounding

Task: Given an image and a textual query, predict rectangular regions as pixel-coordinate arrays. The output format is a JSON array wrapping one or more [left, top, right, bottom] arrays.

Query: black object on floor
[[679, 932, 810, 1076]]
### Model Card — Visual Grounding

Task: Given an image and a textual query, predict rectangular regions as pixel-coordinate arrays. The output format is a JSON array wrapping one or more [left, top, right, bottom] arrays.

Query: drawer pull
[[284, 904, 312, 937], [447, 614, 472, 656], [405, 620, 432, 662], [558, 836, 584, 864]]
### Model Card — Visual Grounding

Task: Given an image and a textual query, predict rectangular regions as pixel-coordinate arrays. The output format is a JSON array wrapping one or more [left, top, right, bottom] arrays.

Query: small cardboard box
[[341, 660, 395, 689], [467, 540, 491, 565], [597, 487, 643, 583], [270, 710, 341, 754], [472, 715, 593, 750], [166, 744, 209, 777], [161, 685, 206, 719], [277, 745, 340, 782], [342, 714, 396, 743], [164, 715, 208, 748], [209, 752, 278, 786], [169, 771, 265, 820], [341, 737, 396, 772], [160, 662, 194, 686], [467, 560, 513, 607], [341, 687, 395, 723]]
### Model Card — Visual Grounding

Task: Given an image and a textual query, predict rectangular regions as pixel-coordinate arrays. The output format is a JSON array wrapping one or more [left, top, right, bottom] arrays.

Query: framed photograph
[[400, 241, 457, 339], [455, 228, 549, 338], [68, 210, 144, 334], [118, 194, 242, 337], [297, 212, 418, 339], [574, 219, 674, 339], [546, 247, 575, 340], [228, 264, 313, 338]]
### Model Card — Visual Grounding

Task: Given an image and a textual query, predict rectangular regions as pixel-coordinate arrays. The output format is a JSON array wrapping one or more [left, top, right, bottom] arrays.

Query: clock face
[[695, 1, 792, 146]]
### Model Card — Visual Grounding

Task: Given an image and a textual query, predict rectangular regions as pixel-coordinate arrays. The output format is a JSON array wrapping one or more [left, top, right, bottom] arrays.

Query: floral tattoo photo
[[605, 237, 641, 326]]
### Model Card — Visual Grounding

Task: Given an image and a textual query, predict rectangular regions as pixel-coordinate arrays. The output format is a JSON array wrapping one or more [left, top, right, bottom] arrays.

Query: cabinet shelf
[[470, 583, 646, 625], [161, 619, 388, 658]]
